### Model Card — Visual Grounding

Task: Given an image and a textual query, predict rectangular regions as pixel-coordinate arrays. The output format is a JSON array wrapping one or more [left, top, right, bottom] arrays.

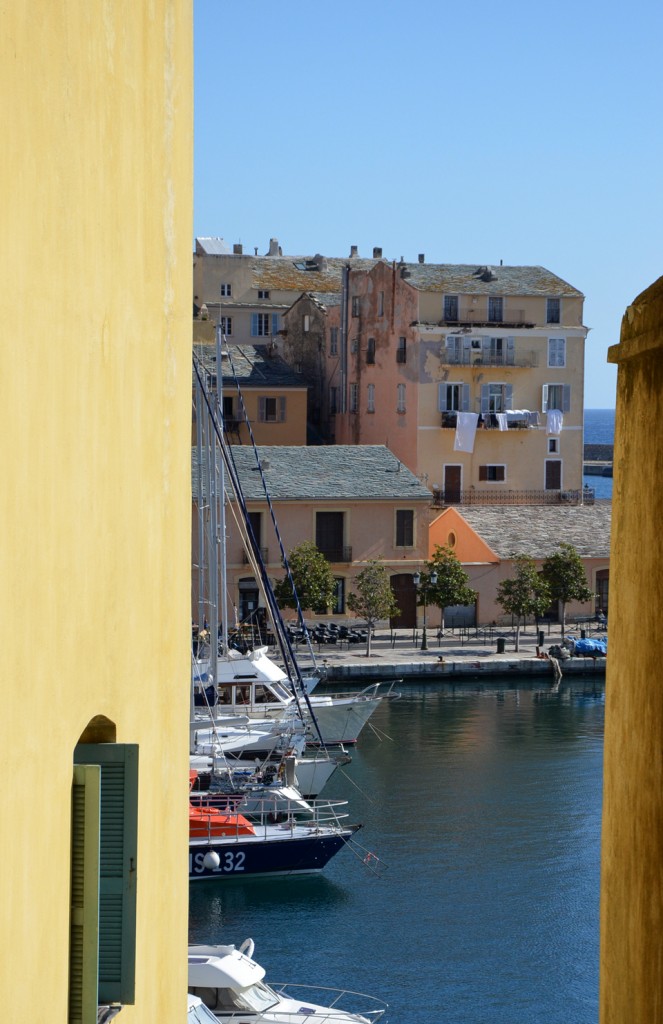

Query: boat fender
[[239, 938, 255, 959]]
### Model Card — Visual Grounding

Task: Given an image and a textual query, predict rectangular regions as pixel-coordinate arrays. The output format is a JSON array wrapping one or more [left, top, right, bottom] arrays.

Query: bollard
[[496, 637, 506, 654]]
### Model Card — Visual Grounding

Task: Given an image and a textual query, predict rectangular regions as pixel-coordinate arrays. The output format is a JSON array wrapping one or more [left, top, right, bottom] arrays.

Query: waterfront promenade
[[291, 622, 607, 683]]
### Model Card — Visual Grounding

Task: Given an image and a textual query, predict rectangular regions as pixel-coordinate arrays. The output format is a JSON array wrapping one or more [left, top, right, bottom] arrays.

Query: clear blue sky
[[194, 0, 663, 409]]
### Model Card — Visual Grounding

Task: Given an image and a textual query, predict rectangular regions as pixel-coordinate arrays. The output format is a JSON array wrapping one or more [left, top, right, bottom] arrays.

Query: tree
[[425, 545, 477, 634], [273, 541, 337, 614], [541, 542, 594, 635], [346, 560, 398, 657], [496, 554, 552, 651]]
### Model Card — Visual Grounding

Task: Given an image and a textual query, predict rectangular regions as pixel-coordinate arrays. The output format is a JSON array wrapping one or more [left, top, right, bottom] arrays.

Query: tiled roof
[[200, 253, 582, 299], [403, 263, 583, 297], [195, 237, 232, 255], [457, 503, 611, 559], [194, 344, 306, 389], [228, 445, 433, 502]]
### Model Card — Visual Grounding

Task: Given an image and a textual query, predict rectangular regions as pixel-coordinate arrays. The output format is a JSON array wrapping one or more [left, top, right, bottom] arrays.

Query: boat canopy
[[188, 950, 266, 988]]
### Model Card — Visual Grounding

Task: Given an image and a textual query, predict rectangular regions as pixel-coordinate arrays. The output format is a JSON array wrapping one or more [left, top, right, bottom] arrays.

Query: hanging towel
[[547, 409, 563, 435], [495, 413, 509, 431], [454, 412, 479, 452]]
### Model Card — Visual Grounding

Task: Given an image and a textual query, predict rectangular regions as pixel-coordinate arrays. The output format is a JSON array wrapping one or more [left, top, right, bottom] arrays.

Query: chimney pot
[[233, 243, 243, 255], [418, 253, 425, 263], [373, 247, 382, 259], [350, 245, 358, 258]]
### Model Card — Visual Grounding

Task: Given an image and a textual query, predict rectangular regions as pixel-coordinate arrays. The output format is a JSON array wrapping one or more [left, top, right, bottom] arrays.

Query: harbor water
[[189, 678, 604, 1023]]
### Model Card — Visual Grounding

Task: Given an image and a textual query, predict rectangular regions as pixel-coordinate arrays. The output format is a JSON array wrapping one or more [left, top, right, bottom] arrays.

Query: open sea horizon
[[584, 409, 614, 499]]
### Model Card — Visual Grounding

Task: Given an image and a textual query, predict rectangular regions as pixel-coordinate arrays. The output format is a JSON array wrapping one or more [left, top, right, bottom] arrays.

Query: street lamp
[[413, 569, 438, 651]]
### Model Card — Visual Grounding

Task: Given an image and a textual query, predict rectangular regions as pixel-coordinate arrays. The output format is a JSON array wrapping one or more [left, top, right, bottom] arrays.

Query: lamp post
[[413, 569, 438, 651]]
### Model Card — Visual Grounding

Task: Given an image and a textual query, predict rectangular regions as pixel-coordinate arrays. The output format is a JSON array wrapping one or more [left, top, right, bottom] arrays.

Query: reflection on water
[[189, 679, 604, 1024]]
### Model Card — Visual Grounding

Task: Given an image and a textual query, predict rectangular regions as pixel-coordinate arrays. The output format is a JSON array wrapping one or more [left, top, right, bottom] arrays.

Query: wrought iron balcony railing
[[432, 488, 594, 507], [318, 545, 353, 563]]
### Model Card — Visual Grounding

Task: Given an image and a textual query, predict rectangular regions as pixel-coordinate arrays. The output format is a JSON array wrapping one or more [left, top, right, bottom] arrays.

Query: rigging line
[[192, 352, 327, 749], [224, 344, 317, 666], [336, 766, 378, 805]]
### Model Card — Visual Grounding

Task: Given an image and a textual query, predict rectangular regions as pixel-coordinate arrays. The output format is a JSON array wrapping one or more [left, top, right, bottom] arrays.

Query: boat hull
[[189, 827, 357, 880]]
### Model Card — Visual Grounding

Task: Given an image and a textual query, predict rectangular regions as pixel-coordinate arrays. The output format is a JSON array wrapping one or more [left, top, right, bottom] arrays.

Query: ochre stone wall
[[601, 276, 663, 1023]]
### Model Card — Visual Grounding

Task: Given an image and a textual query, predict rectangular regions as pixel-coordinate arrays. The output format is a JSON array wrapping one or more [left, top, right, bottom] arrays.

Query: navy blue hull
[[189, 829, 356, 880]]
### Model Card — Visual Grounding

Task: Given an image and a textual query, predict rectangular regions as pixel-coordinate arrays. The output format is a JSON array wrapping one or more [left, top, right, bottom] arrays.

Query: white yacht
[[188, 940, 387, 1023]]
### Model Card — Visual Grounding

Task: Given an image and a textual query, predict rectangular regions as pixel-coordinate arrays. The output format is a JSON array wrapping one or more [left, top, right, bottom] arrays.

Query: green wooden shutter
[[69, 765, 101, 1024], [74, 744, 139, 1004]]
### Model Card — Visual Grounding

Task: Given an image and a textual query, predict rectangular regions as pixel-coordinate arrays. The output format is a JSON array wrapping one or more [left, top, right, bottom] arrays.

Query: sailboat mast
[[216, 324, 230, 657]]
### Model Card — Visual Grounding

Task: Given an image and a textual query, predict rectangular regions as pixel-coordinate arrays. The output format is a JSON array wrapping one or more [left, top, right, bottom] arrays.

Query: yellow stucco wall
[[1, 3, 192, 1020]]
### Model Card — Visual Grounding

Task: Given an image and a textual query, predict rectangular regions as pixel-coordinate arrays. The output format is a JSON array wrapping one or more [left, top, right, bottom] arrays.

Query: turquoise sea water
[[189, 679, 604, 1024], [584, 408, 614, 499]]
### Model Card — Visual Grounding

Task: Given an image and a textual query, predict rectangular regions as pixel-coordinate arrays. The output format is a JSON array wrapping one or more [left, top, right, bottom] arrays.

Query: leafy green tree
[[273, 541, 336, 614], [425, 545, 477, 634], [496, 554, 552, 651], [541, 542, 593, 635], [347, 560, 398, 657]]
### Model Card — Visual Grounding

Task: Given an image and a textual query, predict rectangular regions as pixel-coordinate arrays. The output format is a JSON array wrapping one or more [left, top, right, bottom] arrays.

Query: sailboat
[[192, 342, 390, 750]]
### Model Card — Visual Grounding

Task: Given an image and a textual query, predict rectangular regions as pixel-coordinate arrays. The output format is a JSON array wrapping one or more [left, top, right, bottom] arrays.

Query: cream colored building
[[192, 445, 432, 628], [1, 4, 192, 1022], [328, 259, 587, 502]]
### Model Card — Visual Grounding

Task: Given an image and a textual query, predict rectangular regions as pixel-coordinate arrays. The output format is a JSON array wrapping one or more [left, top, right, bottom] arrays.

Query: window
[[219, 316, 232, 336], [546, 298, 561, 324], [488, 296, 503, 322], [351, 295, 360, 317], [438, 382, 469, 412], [316, 511, 345, 561], [349, 383, 358, 412], [396, 509, 414, 547], [366, 337, 375, 364], [329, 327, 338, 356], [548, 438, 559, 453], [71, 743, 139, 1015], [397, 383, 406, 413], [350, 338, 358, 354], [548, 337, 566, 367], [329, 386, 338, 414], [220, 283, 232, 296], [378, 291, 384, 316], [542, 383, 571, 412], [367, 383, 375, 413], [258, 396, 286, 422], [258, 289, 270, 299], [251, 312, 279, 337], [247, 511, 262, 548], [303, 314, 310, 332], [396, 337, 407, 363], [445, 335, 467, 363], [479, 465, 506, 482], [481, 382, 512, 413], [443, 295, 459, 321]]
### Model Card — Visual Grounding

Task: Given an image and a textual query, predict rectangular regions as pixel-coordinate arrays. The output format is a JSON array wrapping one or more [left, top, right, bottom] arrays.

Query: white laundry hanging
[[454, 412, 479, 452]]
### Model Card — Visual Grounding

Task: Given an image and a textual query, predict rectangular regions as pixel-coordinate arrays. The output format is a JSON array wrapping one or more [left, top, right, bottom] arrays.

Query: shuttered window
[[69, 765, 101, 1024], [542, 383, 571, 412], [396, 510, 414, 547], [72, 744, 139, 1007], [258, 397, 286, 422]]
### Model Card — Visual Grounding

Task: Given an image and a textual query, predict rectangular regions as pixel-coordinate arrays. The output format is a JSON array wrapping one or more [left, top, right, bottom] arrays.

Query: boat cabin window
[[190, 983, 278, 1014], [269, 682, 292, 701], [217, 684, 233, 705], [254, 685, 272, 703], [235, 685, 251, 704]]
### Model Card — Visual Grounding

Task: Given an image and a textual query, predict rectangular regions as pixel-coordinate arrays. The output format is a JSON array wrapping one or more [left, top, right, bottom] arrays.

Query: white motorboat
[[188, 993, 222, 1024], [188, 940, 387, 1023], [197, 669, 389, 746]]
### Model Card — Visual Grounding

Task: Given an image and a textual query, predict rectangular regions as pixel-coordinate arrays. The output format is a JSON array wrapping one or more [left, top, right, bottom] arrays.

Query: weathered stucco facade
[[600, 277, 663, 1024], [1, 3, 192, 1020]]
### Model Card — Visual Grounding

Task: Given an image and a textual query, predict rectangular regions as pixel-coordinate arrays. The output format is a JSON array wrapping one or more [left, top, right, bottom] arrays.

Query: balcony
[[440, 350, 539, 368], [441, 306, 535, 329], [432, 488, 593, 507], [440, 412, 541, 429], [318, 545, 353, 563]]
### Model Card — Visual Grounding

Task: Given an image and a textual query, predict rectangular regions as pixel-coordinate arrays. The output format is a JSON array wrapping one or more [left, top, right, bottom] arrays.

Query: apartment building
[[327, 258, 587, 502]]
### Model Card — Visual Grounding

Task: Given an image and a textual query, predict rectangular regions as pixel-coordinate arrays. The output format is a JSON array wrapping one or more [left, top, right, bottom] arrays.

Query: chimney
[[418, 253, 425, 264], [373, 247, 382, 259], [267, 237, 280, 256], [350, 245, 358, 258], [233, 243, 243, 255]]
